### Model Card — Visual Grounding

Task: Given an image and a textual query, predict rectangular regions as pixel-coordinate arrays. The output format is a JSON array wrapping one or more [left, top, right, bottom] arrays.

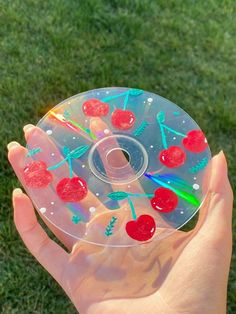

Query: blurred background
[[0, 0, 235, 313]]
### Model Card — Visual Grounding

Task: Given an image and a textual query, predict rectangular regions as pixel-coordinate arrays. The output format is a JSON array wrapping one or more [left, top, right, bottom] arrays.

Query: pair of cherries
[[159, 130, 208, 168], [23, 161, 87, 202], [126, 187, 178, 241], [82, 98, 135, 130]]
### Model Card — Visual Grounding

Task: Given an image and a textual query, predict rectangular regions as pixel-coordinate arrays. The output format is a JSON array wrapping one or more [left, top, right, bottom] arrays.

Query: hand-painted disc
[[20, 87, 211, 247]]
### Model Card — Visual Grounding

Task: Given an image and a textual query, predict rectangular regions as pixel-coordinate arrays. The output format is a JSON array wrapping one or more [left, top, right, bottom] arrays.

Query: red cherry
[[111, 109, 136, 130], [125, 214, 156, 241], [159, 146, 186, 168], [56, 177, 88, 202], [151, 187, 178, 213], [23, 161, 52, 188], [82, 98, 109, 117], [182, 130, 207, 153]]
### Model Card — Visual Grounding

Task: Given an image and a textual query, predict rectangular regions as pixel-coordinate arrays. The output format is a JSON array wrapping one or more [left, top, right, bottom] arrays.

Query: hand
[[8, 120, 233, 314]]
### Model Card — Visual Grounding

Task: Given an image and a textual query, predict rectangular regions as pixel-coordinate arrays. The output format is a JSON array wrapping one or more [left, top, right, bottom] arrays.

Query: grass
[[0, 0, 235, 313]]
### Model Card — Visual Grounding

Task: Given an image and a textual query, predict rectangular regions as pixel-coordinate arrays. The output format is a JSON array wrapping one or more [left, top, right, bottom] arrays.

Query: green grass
[[0, 0, 235, 313]]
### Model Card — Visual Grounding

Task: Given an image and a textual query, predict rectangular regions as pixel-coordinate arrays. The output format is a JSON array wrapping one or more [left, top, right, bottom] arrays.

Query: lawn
[[0, 0, 235, 313]]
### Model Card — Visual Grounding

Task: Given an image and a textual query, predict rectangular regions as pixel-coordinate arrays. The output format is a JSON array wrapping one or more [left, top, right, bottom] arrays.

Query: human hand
[[8, 121, 233, 314]]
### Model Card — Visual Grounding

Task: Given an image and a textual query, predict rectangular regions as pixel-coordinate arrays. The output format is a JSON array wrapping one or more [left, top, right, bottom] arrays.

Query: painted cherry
[[159, 146, 186, 168], [56, 177, 88, 202], [111, 109, 136, 130], [23, 161, 52, 188], [82, 98, 109, 117], [151, 187, 178, 213], [126, 214, 156, 241], [182, 130, 207, 153]]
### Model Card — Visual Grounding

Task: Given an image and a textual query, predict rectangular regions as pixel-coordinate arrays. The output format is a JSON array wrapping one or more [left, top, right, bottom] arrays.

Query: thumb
[[195, 151, 233, 241]]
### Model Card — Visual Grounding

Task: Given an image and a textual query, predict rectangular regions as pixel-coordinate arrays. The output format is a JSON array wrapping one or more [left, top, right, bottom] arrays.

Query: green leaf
[[70, 145, 90, 159], [63, 146, 70, 155], [107, 191, 128, 200], [26, 147, 41, 157], [156, 111, 165, 123], [105, 230, 113, 236], [72, 215, 81, 224], [104, 216, 118, 236], [129, 89, 143, 96]]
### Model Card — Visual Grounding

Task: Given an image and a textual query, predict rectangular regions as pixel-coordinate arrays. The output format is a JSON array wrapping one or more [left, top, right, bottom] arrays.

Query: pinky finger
[[13, 188, 69, 285]]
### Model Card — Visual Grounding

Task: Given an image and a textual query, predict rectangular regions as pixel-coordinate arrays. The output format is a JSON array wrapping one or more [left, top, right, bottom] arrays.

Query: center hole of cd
[[106, 148, 130, 169]]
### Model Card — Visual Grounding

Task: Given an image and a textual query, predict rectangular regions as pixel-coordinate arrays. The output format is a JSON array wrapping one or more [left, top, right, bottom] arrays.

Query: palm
[[61, 210, 230, 314], [8, 122, 232, 314]]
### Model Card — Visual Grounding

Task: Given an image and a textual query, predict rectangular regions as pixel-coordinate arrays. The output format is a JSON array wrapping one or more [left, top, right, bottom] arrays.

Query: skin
[[7, 120, 233, 314]]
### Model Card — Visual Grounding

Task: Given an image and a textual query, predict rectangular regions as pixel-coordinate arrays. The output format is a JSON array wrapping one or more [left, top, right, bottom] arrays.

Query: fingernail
[[23, 124, 35, 132], [212, 150, 223, 160], [7, 141, 20, 151], [13, 188, 23, 196], [218, 150, 227, 166], [216, 150, 225, 161]]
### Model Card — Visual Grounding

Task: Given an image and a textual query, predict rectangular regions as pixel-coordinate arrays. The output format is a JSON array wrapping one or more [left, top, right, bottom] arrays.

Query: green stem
[[102, 91, 128, 102], [161, 124, 186, 137], [47, 145, 91, 172], [159, 124, 168, 149], [127, 196, 137, 220], [68, 157, 73, 178], [128, 193, 154, 198], [47, 157, 68, 170], [123, 91, 129, 110]]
